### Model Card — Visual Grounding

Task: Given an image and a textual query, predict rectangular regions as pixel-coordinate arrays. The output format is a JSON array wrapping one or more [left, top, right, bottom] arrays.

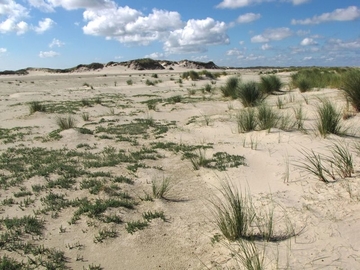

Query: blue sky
[[0, 0, 359, 70]]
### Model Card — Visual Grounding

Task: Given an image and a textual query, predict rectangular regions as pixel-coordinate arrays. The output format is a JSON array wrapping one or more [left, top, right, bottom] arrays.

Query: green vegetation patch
[[0, 127, 34, 144]]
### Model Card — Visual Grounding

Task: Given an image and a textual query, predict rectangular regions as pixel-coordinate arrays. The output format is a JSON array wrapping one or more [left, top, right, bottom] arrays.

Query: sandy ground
[[0, 65, 360, 269]]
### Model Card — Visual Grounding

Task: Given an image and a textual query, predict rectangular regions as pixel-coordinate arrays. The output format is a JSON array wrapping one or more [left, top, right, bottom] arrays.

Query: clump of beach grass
[[257, 104, 278, 131], [260, 75, 283, 95], [221, 76, 241, 99], [316, 99, 345, 137], [56, 115, 77, 130], [341, 69, 360, 112], [236, 108, 257, 133], [237, 81, 265, 107], [29, 101, 46, 114], [152, 176, 173, 199]]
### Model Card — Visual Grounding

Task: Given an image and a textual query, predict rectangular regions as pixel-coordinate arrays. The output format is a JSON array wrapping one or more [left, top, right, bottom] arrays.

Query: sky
[[0, 0, 359, 70]]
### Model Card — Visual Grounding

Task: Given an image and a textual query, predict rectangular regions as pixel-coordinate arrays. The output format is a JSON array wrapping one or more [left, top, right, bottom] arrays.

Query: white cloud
[[192, 55, 209, 61], [237, 13, 261, 23], [251, 27, 293, 43], [164, 18, 229, 54], [34, 18, 55, 33], [216, 0, 273, 9], [83, 7, 183, 45], [327, 38, 360, 50], [39, 50, 59, 58], [0, 19, 29, 35], [303, 56, 312, 60], [300, 37, 317, 46], [49, 38, 64, 48], [290, 0, 310, 5], [0, 0, 29, 20], [46, 0, 115, 10], [27, 0, 55, 12], [145, 52, 165, 59], [261, 43, 271, 50], [0, 48, 7, 53], [292, 6, 360, 25], [0, 0, 30, 34], [296, 30, 310, 36], [239, 40, 245, 45], [226, 48, 242, 56]]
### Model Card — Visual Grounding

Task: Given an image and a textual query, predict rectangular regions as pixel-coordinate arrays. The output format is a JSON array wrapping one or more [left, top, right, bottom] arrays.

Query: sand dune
[[0, 64, 360, 269]]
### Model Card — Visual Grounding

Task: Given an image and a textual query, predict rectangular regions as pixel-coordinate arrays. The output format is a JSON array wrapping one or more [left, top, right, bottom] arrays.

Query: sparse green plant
[[204, 83, 212, 93], [82, 112, 90, 121], [257, 104, 278, 131], [94, 228, 117, 243], [297, 149, 335, 183], [189, 149, 211, 170], [341, 69, 360, 112], [126, 79, 133, 85], [29, 101, 46, 114], [276, 97, 284, 109], [210, 181, 255, 241], [142, 210, 166, 222], [237, 81, 265, 107], [152, 177, 172, 199], [126, 220, 148, 234], [230, 240, 266, 270], [293, 106, 305, 130], [81, 99, 91, 107], [220, 76, 240, 99], [329, 142, 354, 178], [56, 115, 77, 130], [296, 76, 312, 92], [260, 75, 283, 94], [316, 99, 344, 137], [236, 108, 257, 133]]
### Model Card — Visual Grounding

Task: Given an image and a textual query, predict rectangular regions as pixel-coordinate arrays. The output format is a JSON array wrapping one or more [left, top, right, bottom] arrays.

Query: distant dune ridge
[[0, 58, 222, 75]]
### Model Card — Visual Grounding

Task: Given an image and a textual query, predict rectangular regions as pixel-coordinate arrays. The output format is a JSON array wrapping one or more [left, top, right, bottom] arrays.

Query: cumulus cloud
[[300, 37, 317, 46], [237, 13, 261, 23], [327, 38, 360, 50], [46, 0, 115, 10], [226, 48, 242, 56], [27, 0, 55, 12], [145, 52, 165, 59], [49, 38, 64, 47], [303, 56, 312, 60], [216, 0, 272, 9], [0, 48, 7, 53], [34, 18, 55, 33], [164, 18, 229, 53], [251, 27, 293, 43], [39, 50, 59, 58], [0, 0, 30, 34], [292, 6, 360, 25], [83, 7, 183, 45], [261, 43, 271, 50]]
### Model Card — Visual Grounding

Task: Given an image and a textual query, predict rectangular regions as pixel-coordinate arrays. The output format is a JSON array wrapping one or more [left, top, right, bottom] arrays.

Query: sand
[[0, 65, 360, 269]]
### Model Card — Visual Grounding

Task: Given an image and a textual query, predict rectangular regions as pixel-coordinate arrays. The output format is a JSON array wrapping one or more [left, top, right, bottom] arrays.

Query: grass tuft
[[341, 69, 360, 112], [236, 108, 257, 133], [56, 115, 77, 130], [152, 177, 172, 199], [220, 76, 240, 99], [29, 101, 46, 114], [237, 81, 265, 107], [316, 99, 344, 137]]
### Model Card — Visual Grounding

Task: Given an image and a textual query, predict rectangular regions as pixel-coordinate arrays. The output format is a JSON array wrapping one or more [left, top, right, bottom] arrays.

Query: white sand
[[0, 65, 360, 269]]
